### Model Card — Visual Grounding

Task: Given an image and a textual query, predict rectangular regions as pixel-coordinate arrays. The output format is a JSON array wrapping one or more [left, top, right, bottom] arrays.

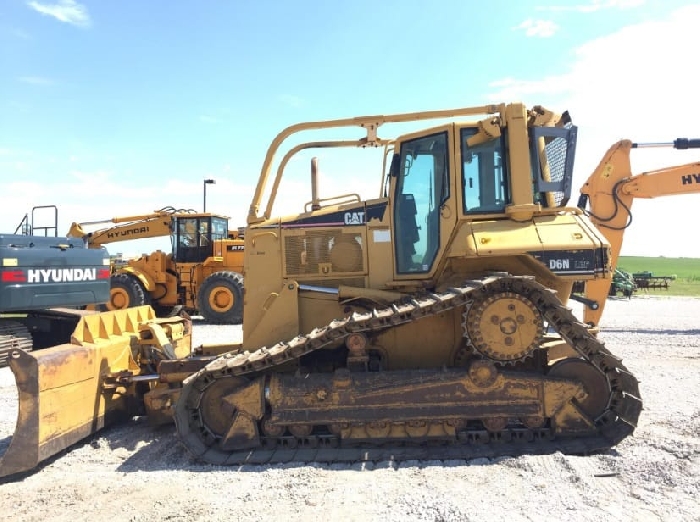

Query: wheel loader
[[2, 102, 700, 479], [67, 206, 245, 324]]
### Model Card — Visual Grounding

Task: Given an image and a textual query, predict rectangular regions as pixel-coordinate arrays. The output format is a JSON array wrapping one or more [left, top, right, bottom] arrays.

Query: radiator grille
[[284, 229, 365, 277]]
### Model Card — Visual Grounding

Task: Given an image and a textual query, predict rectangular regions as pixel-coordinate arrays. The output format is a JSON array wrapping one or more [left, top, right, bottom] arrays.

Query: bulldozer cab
[[172, 214, 228, 263], [389, 117, 577, 278]]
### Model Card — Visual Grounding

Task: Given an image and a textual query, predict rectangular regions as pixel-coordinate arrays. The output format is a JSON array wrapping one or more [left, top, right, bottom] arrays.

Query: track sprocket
[[463, 291, 544, 364]]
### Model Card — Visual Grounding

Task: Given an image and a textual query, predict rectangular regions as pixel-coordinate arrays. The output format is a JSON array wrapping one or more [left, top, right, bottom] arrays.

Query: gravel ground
[[1, 296, 699, 521]]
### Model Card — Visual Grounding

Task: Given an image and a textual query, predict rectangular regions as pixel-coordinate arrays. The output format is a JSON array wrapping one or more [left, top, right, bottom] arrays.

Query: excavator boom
[[67, 206, 206, 248], [579, 138, 700, 325]]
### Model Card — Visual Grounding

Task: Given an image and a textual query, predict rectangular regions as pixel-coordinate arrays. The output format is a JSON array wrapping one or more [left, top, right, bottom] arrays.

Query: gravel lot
[[1, 296, 699, 521]]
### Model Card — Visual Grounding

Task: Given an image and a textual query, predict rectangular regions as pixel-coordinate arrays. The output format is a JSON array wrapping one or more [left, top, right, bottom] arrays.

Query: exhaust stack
[[311, 157, 321, 211]]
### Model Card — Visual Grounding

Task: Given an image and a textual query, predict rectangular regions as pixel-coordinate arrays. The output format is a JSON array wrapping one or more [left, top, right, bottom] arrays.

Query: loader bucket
[[0, 306, 178, 479]]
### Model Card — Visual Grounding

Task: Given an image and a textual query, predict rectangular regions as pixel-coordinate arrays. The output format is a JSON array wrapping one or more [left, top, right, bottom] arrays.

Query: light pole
[[203, 178, 216, 212]]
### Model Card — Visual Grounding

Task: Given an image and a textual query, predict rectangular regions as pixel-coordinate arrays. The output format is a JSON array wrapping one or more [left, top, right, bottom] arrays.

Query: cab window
[[394, 132, 448, 274], [174, 217, 215, 263], [178, 218, 199, 248], [211, 217, 228, 241], [461, 129, 508, 213]]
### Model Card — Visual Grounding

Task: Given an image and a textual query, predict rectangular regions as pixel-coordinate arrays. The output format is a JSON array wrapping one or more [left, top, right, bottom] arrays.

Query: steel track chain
[[0, 321, 33, 368], [175, 275, 642, 466]]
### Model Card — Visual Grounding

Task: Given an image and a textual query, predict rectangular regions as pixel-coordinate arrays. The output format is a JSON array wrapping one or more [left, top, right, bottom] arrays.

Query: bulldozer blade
[[0, 344, 136, 479], [0, 306, 186, 479]]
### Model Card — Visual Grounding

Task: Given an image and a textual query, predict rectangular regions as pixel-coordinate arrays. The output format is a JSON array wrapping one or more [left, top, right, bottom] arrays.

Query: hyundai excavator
[[2, 102, 699, 479], [67, 207, 245, 324], [0, 206, 112, 366]]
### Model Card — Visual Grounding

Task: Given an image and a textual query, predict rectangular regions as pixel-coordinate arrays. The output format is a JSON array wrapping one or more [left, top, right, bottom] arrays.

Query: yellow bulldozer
[[67, 207, 245, 324], [2, 102, 700, 478]]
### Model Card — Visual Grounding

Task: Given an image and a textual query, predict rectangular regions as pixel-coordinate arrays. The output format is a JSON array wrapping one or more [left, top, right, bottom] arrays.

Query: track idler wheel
[[261, 418, 284, 437], [176, 374, 266, 462], [548, 358, 611, 420], [288, 424, 313, 438]]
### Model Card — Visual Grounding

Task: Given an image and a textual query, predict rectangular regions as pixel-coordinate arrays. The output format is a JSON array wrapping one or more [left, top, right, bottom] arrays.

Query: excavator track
[[0, 320, 33, 368], [175, 275, 642, 465]]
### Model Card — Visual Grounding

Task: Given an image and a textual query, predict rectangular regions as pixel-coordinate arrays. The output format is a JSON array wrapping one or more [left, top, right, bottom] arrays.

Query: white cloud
[[520, 1, 644, 37], [18, 76, 54, 85], [11, 28, 32, 39], [7, 100, 32, 113], [490, 5, 700, 258], [488, 76, 570, 98], [515, 19, 559, 38], [537, 0, 645, 13], [279, 94, 304, 108], [26, 0, 91, 28]]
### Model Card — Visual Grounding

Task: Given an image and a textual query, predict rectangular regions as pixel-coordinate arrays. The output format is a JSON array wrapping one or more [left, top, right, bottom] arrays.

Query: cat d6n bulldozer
[[67, 207, 244, 324], [168, 101, 646, 466], [5, 101, 700, 478]]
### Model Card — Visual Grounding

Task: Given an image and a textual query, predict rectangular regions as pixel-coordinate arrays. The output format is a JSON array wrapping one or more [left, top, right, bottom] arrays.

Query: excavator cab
[[172, 214, 228, 263]]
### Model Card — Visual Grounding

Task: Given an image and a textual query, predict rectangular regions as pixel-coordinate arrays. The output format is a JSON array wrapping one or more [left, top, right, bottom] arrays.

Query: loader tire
[[100, 273, 149, 311], [197, 271, 243, 324]]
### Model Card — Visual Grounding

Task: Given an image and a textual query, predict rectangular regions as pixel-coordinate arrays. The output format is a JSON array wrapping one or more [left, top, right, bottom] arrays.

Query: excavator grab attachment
[[0, 306, 192, 479]]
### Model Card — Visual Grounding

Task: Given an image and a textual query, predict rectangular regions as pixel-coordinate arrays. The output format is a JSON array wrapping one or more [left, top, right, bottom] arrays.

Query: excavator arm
[[67, 206, 192, 248], [578, 138, 700, 325]]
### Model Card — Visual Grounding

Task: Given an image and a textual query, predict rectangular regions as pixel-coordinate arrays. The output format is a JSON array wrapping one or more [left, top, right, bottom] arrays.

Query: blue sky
[[2, 0, 699, 258]]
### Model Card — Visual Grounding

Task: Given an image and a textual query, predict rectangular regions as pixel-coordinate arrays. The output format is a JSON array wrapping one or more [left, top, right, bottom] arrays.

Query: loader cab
[[172, 214, 228, 263]]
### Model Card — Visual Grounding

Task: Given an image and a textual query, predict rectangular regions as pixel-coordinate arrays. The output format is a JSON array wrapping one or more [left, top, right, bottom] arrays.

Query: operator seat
[[397, 193, 420, 269]]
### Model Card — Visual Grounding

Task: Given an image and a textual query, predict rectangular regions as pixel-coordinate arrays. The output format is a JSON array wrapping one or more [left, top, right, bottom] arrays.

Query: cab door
[[392, 125, 456, 277]]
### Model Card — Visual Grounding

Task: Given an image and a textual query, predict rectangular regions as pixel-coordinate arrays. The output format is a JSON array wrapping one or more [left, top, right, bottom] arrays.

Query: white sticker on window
[[372, 229, 391, 243]]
